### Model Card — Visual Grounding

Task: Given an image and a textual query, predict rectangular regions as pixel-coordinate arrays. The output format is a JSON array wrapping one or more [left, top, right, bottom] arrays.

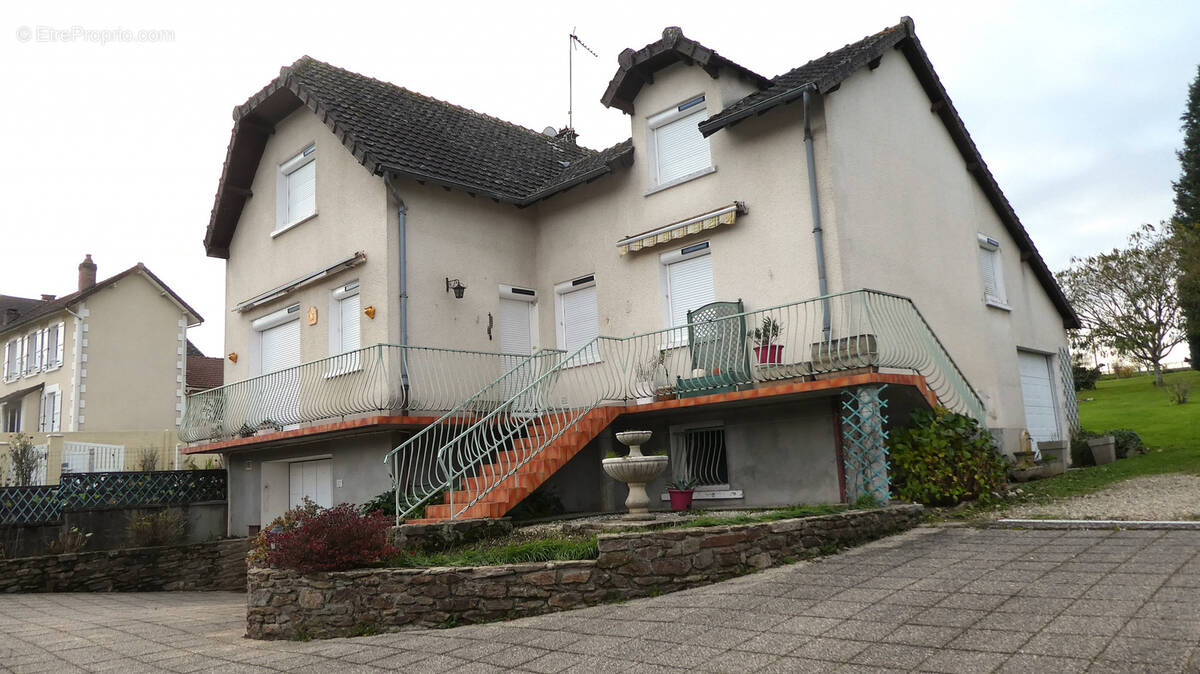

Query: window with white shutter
[[661, 243, 716, 344], [276, 144, 316, 234], [23, 331, 41, 375], [978, 234, 1008, 307], [648, 95, 712, 188], [555, 276, 600, 364], [47, 322, 64, 370], [2, 404, 19, 432], [328, 281, 361, 375], [2, 338, 17, 382], [39, 386, 60, 432]]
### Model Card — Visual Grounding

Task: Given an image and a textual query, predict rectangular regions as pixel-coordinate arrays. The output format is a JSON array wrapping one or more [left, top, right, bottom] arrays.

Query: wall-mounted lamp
[[364, 305, 376, 319], [228, 352, 238, 363], [445, 277, 467, 299]]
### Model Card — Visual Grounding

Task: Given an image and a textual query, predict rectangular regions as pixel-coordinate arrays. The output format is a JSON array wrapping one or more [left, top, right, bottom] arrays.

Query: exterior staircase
[[408, 406, 621, 523]]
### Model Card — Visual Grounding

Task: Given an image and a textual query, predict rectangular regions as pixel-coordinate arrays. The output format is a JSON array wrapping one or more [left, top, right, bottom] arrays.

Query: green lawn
[[1016, 370, 1200, 502]]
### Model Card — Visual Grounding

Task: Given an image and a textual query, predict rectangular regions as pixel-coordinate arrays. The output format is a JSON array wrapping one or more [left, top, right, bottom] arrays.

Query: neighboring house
[[185, 341, 224, 394], [0, 256, 203, 483], [185, 18, 1079, 534]]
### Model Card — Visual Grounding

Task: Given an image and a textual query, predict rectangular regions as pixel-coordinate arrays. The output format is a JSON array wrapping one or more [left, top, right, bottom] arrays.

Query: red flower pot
[[668, 488, 694, 511], [753, 344, 784, 364]]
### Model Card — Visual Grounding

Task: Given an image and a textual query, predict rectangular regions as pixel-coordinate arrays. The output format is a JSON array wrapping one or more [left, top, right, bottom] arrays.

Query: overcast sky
[[3, 0, 1198, 357]]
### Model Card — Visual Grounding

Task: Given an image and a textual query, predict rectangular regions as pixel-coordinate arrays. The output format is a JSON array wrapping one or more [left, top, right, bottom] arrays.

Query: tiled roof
[[600, 26, 771, 115], [0, 264, 203, 337], [701, 21, 909, 133], [204, 58, 634, 258], [186, 340, 204, 357], [186, 355, 224, 392], [697, 18, 1079, 329], [1, 295, 46, 324]]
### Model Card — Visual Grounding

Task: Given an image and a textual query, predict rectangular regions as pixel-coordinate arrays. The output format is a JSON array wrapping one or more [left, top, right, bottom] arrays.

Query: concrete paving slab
[[3, 527, 1200, 672]]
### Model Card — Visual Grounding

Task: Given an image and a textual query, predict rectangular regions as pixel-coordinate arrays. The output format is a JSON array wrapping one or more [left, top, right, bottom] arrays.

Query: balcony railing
[[179, 344, 552, 443], [386, 289, 987, 521]]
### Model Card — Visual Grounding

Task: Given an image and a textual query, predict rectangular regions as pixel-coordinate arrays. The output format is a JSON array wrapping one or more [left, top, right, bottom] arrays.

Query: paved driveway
[[3, 526, 1199, 673]]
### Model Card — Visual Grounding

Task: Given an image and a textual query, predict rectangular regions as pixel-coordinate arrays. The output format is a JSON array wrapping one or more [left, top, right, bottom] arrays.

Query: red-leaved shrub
[[265, 503, 397, 573]]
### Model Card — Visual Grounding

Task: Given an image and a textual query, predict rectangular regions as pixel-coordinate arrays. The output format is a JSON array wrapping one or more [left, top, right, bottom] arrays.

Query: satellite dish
[[542, 126, 558, 136]]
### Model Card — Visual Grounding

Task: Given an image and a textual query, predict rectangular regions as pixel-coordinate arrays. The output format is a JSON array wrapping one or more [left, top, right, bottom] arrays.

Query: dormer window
[[647, 95, 713, 191], [275, 144, 316, 236]]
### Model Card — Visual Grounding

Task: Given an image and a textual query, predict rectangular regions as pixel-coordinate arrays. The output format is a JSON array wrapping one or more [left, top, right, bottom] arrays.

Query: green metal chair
[[675, 300, 751, 398]]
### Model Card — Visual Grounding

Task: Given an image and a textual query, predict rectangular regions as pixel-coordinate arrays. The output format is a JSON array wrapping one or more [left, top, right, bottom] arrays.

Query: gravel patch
[[1002, 474, 1200, 521]]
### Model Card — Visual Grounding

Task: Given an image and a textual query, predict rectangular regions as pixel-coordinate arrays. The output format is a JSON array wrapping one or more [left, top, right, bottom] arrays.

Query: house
[[185, 341, 224, 395], [0, 256, 204, 483], [184, 17, 1079, 533]]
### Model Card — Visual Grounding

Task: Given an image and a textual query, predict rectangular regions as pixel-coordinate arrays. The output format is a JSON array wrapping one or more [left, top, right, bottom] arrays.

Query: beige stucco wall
[[529, 61, 838, 349], [81, 275, 189, 432], [0, 430, 211, 485], [223, 107, 390, 385], [821, 51, 1070, 445]]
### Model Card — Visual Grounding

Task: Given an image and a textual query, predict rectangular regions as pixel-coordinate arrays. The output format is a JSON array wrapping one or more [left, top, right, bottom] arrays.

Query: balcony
[[179, 345, 562, 443], [385, 289, 988, 521]]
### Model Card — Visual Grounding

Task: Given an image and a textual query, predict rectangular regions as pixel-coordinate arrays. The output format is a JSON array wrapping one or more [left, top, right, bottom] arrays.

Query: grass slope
[[1018, 371, 1200, 502]]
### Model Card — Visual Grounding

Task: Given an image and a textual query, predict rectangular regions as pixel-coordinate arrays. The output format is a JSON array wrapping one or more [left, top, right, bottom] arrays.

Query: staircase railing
[[180, 344, 545, 443], [386, 289, 986, 522]]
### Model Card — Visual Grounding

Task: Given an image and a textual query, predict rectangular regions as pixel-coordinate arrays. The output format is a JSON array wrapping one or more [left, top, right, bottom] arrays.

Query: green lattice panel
[[841, 385, 890, 503]]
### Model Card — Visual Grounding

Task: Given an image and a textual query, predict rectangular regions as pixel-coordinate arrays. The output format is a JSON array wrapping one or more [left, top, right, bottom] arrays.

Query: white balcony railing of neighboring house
[[385, 289, 987, 522], [179, 345, 563, 443]]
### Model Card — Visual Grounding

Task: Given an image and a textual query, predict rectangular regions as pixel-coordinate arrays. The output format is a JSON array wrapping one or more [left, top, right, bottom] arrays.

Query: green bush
[[128, 509, 187, 547], [888, 408, 1007, 506], [1106, 428, 1146, 459], [1070, 428, 1098, 467], [1072, 363, 1101, 391]]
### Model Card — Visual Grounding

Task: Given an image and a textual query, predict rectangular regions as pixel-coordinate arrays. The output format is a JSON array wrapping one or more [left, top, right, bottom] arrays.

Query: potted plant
[[1087, 434, 1117, 465], [666, 478, 697, 511], [749, 316, 783, 364]]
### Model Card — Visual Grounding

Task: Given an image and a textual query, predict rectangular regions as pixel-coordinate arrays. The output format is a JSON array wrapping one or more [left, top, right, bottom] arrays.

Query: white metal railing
[[386, 289, 986, 522], [179, 344, 544, 443]]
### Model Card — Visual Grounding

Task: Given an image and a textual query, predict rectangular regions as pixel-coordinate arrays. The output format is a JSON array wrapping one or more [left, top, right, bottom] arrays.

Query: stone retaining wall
[[247, 504, 922, 639], [0, 538, 250, 593], [388, 517, 513, 553]]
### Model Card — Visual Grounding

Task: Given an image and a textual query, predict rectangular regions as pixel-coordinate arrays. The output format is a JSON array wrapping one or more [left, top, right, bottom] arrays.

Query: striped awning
[[617, 202, 746, 256]]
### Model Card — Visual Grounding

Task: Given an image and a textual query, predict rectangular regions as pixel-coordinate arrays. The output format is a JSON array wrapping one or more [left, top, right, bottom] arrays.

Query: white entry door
[[258, 318, 301, 427], [289, 459, 332, 509], [499, 298, 536, 409], [1018, 351, 1059, 443]]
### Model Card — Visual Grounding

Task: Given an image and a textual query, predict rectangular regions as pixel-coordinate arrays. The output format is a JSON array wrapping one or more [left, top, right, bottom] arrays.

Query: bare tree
[[1057, 222, 1187, 386]]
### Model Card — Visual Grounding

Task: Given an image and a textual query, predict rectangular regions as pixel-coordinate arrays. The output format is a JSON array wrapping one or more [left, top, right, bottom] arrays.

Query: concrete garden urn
[[604, 430, 668, 520]]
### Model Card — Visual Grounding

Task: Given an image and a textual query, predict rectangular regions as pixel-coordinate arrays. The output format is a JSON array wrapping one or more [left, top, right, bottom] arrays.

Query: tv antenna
[[569, 29, 598, 131]]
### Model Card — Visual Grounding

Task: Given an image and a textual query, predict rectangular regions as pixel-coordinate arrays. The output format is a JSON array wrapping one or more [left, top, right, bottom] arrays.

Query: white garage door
[[289, 459, 332, 509], [1018, 351, 1059, 443]]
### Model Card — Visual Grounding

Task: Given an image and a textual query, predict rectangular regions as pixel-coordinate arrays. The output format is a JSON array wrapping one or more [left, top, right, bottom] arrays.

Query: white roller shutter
[[654, 108, 710, 184], [667, 253, 716, 328], [260, 319, 301, 374], [1018, 351, 1059, 443], [338, 293, 361, 354], [560, 286, 599, 358], [499, 299, 533, 355], [287, 160, 316, 223]]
